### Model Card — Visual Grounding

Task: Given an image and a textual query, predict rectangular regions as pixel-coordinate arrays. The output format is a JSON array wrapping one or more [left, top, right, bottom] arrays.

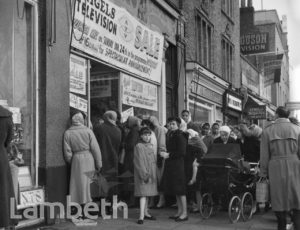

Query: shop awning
[[244, 95, 267, 119]]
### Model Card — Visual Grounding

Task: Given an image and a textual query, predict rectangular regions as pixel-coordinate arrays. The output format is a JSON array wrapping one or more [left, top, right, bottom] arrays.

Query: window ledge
[[221, 10, 235, 25]]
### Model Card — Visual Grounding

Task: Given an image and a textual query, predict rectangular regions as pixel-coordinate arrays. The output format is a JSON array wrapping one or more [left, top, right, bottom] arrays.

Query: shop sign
[[122, 74, 158, 111], [191, 81, 223, 105], [70, 93, 88, 113], [247, 105, 267, 119], [241, 58, 259, 94], [18, 188, 45, 209], [226, 94, 242, 111], [240, 32, 269, 54], [71, 0, 164, 84], [70, 54, 87, 95]]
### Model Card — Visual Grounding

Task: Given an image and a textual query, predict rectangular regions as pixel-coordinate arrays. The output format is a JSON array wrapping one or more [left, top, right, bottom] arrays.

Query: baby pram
[[199, 143, 258, 223]]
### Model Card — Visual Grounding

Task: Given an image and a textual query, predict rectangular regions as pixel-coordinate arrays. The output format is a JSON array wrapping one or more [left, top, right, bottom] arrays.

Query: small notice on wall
[[70, 93, 88, 113], [70, 54, 87, 95]]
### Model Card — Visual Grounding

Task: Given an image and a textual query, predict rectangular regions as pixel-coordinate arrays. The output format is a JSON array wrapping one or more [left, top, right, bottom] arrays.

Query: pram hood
[[202, 143, 242, 169]]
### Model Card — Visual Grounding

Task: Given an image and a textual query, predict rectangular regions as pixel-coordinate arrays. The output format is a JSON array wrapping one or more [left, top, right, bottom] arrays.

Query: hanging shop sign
[[240, 32, 269, 54], [71, 0, 164, 84], [70, 93, 88, 113], [70, 54, 87, 95], [225, 93, 242, 112], [122, 74, 158, 111], [247, 105, 267, 119]]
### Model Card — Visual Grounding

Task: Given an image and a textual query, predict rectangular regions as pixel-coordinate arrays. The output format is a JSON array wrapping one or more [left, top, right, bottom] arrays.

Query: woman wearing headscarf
[[0, 105, 18, 229], [163, 117, 189, 222], [93, 111, 122, 197], [63, 112, 102, 220], [213, 126, 236, 144]]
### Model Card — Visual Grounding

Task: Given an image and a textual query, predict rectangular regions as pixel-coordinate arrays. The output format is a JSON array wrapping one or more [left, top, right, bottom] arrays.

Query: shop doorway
[[90, 61, 120, 127]]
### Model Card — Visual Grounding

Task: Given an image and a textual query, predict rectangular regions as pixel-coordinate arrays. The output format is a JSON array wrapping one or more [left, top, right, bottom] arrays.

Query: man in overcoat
[[260, 106, 300, 230]]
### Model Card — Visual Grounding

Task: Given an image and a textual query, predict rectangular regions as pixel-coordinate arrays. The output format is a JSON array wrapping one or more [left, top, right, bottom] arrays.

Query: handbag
[[256, 177, 269, 203]]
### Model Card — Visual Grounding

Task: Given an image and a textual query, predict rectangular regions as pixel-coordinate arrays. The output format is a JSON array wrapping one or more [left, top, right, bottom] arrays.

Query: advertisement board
[[122, 74, 158, 111], [71, 0, 164, 84]]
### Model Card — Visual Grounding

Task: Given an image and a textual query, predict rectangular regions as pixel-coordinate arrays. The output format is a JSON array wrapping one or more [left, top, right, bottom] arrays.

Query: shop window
[[221, 0, 234, 19], [0, 1, 40, 209], [196, 12, 213, 69], [221, 37, 234, 82], [189, 100, 212, 124]]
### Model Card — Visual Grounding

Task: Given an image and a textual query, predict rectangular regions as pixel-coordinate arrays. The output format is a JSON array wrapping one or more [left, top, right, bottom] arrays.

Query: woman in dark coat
[[163, 117, 188, 221], [0, 105, 17, 228], [93, 111, 121, 197]]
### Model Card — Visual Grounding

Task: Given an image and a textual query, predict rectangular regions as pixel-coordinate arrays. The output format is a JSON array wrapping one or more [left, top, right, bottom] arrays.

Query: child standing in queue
[[134, 127, 158, 224]]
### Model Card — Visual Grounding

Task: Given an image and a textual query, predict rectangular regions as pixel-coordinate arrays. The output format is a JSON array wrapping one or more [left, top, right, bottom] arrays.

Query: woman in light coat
[[64, 112, 102, 210]]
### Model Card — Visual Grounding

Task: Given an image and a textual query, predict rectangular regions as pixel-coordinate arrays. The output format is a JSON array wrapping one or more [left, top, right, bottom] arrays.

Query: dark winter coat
[[93, 120, 121, 196], [0, 106, 17, 228], [163, 130, 188, 196], [241, 136, 260, 162], [185, 136, 207, 191]]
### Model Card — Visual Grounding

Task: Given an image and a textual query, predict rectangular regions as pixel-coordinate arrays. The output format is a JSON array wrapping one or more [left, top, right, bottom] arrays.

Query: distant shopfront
[[186, 62, 229, 124]]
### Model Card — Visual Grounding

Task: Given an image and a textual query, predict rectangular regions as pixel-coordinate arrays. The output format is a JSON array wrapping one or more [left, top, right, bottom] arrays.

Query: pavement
[[30, 207, 277, 230]]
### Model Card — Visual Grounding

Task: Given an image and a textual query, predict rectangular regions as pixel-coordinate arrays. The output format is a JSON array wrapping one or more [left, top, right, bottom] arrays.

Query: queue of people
[[1, 105, 300, 229]]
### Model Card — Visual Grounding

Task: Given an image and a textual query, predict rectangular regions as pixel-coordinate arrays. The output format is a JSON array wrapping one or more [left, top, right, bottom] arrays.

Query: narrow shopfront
[[186, 62, 229, 124]]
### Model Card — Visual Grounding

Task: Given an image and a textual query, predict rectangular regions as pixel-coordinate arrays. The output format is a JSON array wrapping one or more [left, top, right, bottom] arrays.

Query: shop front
[[70, 0, 165, 125], [223, 90, 243, 125], [186, 62, 229, 124]]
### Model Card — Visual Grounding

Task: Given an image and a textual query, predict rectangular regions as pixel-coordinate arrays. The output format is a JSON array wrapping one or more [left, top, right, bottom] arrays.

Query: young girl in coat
[[134, 127, 158, 224]]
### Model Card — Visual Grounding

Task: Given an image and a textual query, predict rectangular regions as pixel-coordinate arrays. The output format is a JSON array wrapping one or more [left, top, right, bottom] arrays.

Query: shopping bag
[[90, 171, 109, 198], [256, 177, 269, 203]]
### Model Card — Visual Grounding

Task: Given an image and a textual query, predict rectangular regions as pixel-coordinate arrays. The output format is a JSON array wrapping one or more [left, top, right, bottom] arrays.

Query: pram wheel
[[228, 195, 241, 223], [241, 192, 254, 221], [199, 193, 213, 219]]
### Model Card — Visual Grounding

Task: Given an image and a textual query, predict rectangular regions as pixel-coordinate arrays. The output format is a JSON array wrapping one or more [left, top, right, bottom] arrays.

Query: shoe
[[168, 215, 179, 220], [175, 216, 188, 222], [137, 219, 143, 224], [144, 215, 156, 220]]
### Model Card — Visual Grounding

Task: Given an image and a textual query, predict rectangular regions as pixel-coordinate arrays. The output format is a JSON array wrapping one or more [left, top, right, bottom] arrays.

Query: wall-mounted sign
[[191, 81, 223, 105], [70, 54, 87, 95], [71, 0, 164, 84], [122, 74, 158, 111], [70, 93, 88, 113], [240, 32, 269, 54], [226, 93, 242, 111]]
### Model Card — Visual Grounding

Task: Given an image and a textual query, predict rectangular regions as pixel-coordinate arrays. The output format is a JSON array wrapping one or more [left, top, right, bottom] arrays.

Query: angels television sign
[[71, 0, 164, 84]]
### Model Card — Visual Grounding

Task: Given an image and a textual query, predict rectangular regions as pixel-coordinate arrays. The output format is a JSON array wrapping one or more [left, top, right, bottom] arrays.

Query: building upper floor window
[[222, 0, 234, 19], [196, 12, 213, 69], [221, 37, 234, 82]]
